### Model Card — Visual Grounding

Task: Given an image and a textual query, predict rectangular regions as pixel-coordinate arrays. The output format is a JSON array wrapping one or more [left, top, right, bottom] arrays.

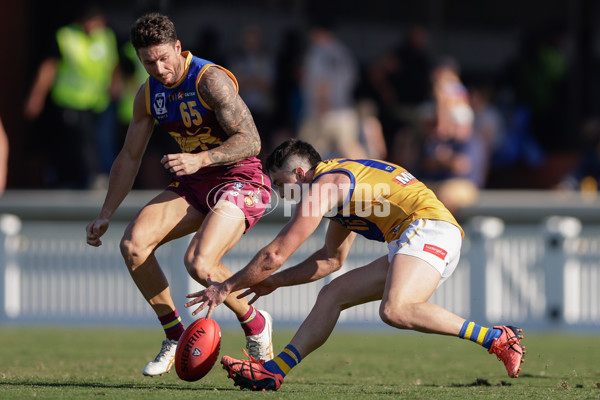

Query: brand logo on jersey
[[394, 171, 417, 186], [423, 244, 447, 260], [169, 90, 198, 102], [233, 182, 244, 191], [170, 91, 197, 101], [153, 92, 168, 117]]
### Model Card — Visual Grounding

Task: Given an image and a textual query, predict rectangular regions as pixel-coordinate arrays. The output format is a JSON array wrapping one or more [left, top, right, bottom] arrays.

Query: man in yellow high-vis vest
[[24, 5, 119, 188]]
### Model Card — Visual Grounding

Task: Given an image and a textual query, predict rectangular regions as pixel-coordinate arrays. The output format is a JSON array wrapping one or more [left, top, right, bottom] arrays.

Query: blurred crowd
[[13, 5, 600, 210]]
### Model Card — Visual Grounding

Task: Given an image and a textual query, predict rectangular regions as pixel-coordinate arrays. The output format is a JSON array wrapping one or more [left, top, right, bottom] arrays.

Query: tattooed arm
[[199, 66, 261, 164], [161, 66, 261, 175]]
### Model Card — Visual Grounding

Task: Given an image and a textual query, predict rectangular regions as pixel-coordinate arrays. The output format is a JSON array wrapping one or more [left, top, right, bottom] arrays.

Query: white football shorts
[[387, 219, 462, 285]]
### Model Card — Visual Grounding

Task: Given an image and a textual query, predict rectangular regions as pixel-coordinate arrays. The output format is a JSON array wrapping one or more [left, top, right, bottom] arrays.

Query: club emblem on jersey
[[153, 92, 168, 117]]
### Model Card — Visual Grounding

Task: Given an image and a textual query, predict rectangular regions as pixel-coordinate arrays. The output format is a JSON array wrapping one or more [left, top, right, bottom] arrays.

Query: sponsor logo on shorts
[[423, 244, 447, 260]]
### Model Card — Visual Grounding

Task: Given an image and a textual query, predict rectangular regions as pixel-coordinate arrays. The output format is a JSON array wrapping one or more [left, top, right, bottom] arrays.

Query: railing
[[1, 190, 599, 330]]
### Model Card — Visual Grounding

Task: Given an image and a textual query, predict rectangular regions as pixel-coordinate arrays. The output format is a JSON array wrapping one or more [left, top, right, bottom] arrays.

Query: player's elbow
[[261, 250, 285, 274], [333, 252, 348, 271], [323, 257, 344, 276], [325, 248, 347, 274], [249, 141, 261, 158]]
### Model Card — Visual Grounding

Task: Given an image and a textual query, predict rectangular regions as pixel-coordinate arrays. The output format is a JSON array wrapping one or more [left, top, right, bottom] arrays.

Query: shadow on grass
[[0, 380, 237, 392], [419, 373, 554, 389], [448, 378, 512, 387]]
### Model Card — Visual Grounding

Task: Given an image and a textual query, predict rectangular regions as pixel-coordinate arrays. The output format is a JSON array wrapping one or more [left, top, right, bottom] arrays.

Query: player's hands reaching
[[185, 277, 231, 319], [237, 276, 278, 305], [86, 217, 110, 247], [161, 153, 205, 176]]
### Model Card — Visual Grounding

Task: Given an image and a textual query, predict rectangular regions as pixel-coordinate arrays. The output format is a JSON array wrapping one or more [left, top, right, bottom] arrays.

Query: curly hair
[[130, 12, 178, 51], [265, 139, 322, 172]]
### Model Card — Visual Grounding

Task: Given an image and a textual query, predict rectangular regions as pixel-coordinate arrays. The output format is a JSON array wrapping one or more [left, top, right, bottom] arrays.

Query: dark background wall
[[2, 0, 600, 189]]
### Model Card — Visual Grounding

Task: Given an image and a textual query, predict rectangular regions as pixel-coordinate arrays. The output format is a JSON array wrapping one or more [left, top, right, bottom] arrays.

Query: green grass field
[[0, 327, 598, 399]]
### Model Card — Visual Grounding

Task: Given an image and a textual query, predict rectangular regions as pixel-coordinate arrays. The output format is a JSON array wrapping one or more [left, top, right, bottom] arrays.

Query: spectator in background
[[0, 117, 8, 195], [271, 28, 305, 151], [370, 24, 432, 168], [356, 99, 388, 160], [23, 5, 120, 189], [228, 25, 275, 159], [469, 81, 506, 186], [297, 19, 366, 159], [420, 58, 482, 213]]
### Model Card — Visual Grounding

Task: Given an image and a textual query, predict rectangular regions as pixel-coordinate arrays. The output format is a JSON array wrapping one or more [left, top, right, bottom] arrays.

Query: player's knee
[[184, 251, 212, 281], [119, 237, 149, 272], [379, 302, 411, 329], [316, 281, 347, 309]]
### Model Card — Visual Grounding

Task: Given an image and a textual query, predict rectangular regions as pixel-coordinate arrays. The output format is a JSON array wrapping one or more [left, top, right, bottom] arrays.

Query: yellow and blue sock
[[263, 344, 302, 377], [459, 321, 501, 349]]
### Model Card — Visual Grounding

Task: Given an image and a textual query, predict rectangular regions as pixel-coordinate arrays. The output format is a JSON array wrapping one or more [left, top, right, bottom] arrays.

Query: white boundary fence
[[1, 190, 600, 331]]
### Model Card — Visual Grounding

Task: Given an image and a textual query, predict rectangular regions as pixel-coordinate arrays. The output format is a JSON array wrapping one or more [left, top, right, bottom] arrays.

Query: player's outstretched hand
[[86, 217, 110, 247], [237, 277, 278, 305], [185, 277, 231, 319]]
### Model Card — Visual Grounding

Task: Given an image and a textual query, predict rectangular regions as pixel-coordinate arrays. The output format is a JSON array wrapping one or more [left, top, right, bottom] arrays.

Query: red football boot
[[489, 325, 526, 377], [221, 349, 284, 391]]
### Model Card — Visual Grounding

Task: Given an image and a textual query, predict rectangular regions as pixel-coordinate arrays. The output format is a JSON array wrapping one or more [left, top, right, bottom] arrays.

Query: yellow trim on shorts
[[399, 219, 425, 249]]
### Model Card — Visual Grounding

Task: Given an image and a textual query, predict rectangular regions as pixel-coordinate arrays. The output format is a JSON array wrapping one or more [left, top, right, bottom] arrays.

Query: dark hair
[[130, 13, 178, 51], [265, 139, 322, 172]]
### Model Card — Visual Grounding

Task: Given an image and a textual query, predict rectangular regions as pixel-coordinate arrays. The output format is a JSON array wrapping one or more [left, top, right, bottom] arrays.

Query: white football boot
[[245, 310, 274, 361], [142, 339, 178, 376]]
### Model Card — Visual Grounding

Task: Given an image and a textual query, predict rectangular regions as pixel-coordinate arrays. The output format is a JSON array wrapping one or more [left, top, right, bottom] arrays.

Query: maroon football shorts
[[166, 164, 272, 233]]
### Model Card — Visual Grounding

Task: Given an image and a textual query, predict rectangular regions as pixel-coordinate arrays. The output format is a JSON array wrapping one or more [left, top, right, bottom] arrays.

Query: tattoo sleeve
[[198, 66, 261, 166]]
